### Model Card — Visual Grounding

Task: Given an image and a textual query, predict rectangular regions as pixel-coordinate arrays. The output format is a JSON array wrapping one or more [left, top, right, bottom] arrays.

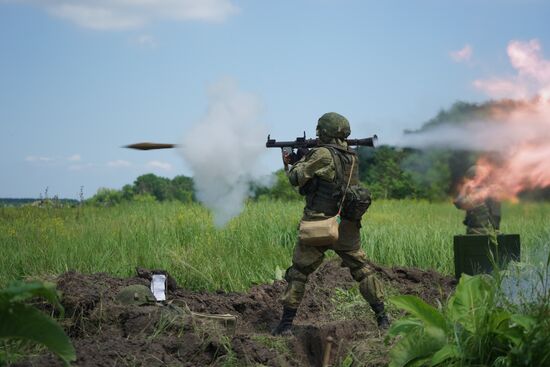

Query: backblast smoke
[[395, 39, 550, 201], [179, 78, 271, 227]]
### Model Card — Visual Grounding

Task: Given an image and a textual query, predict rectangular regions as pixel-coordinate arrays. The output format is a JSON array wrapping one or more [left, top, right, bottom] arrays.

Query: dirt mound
[[13, 260, 455, 367]]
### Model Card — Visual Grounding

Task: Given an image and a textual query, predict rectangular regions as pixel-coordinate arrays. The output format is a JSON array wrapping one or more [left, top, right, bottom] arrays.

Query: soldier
[[272, 112, 389, 336], [454, 165, 501, 245]]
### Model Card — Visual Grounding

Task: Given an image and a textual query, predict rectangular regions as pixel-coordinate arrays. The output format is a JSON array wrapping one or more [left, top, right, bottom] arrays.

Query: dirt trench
[[12, 259, 455, 367]]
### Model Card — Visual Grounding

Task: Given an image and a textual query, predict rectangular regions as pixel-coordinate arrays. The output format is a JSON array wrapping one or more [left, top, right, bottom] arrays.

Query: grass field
[[1, 200, 549, 291]]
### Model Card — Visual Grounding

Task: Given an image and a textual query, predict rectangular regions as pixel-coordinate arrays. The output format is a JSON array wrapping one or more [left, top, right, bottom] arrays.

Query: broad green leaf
[[390, 295, 447, 332], [488, 310, 512, 331], [407, 356, 432, 367], [0, 281, 63, 314], [389, 327, 446, 367], [0, 303, 76, 366], [430, 344, 460, 366], [510, 314, 536, 331], [495, 314, 537, 346], [494, 327, 522, 346], [447, 274, 493, 328], [388, 317, 423, 338], [423, 326, 447, 349]]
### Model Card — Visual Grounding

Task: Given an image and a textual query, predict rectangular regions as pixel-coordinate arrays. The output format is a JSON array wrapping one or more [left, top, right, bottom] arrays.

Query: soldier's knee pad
[[359, 274, 384, 304], [284, 266, 308, 283], [351, 263, 374, 282], [281, 268, 307, 309]]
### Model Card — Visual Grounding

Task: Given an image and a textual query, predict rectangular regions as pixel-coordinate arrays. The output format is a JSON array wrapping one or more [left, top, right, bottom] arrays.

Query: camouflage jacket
[[454, 192, 500, 231], [288, 138, 358, 219]]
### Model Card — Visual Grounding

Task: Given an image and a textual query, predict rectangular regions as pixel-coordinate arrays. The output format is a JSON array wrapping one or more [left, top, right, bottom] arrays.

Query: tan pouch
[[298, 215, 340, 246]]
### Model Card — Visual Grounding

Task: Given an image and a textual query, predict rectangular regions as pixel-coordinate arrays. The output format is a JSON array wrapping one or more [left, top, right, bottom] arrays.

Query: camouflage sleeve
[[288, 147, 334, 187]]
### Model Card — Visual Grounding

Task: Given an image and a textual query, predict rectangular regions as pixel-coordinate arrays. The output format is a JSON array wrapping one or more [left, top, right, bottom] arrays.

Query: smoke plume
[[180, 78, 270, 227], [396, 39, 550, 201]]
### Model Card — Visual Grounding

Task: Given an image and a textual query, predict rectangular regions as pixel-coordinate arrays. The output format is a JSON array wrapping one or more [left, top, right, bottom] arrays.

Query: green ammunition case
[[453, 234, 520, 279]]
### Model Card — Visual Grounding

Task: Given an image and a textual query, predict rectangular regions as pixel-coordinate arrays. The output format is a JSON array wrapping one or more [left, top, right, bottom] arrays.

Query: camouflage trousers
[[280, 219, 384, 309]]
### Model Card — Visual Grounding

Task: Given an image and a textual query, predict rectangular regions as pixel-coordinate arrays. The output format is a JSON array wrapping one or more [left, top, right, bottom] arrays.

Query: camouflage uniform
[[272, 112, 388, 335], [281, 144, 384, 308], [454, 166, 501, 245]]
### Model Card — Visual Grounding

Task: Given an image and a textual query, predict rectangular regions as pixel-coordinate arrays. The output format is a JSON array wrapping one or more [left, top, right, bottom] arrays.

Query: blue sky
[[1, 0, 549, 199]]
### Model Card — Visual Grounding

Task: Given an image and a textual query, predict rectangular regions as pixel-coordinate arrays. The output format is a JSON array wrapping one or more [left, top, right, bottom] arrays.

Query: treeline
[[251, 146, 476, 202], [87, 174, 195, 206], [0, 198, 79, 207], [86, 145, 547, 206], [358, 146, 476, 200], [85, 147, 472, 206]]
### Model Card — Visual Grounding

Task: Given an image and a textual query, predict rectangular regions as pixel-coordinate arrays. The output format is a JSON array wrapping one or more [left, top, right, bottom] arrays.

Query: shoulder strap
[[323, 146, 344, 185], [338, 156, 355, 215]]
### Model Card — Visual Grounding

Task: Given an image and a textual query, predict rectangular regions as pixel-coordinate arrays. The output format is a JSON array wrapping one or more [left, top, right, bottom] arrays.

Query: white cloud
[[134, 34, 156, 48], [450, 44, 473, 63], [107, 159, 132, 168], [146, 160, 173, 171], [474, 39, 550, 99], [25, 155, 53, 162], [12, 0, 239, 30], [68, 163, 95, 171], [26, 154, 82, 163]]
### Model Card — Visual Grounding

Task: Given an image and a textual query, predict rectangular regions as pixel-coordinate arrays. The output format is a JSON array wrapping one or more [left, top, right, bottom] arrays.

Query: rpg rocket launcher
[[266, 132, 378, 167]]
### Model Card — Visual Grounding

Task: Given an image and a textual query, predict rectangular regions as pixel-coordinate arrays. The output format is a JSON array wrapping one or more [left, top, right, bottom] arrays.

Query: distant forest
[[0, 198, 79, 207]]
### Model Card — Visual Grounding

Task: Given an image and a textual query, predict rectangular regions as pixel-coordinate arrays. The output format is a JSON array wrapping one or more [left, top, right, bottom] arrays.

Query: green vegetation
[[85, 173, 195, 207], [387, 260, 550, 367], [0, 281, 76, 366], [1, 200, 549, 292]]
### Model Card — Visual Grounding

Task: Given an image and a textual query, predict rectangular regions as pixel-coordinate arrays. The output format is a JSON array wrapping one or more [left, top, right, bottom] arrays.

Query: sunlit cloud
[[450, 44, 473, 63], [67, 154, 81, 162], [107, 159, 132, 168], [10, 0, 239, 30], [146, 160, 173, 171], [474, 39, 550, 99]]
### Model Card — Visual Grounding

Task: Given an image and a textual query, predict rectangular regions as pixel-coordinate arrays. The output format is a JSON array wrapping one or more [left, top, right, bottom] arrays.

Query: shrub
[[0, 281, 76, 366], [387, 261, 550, 367]]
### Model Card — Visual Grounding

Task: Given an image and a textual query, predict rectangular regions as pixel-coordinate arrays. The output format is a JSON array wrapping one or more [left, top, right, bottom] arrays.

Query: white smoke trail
[[392, 103, 550, 153], [179, 78, 271, 227]]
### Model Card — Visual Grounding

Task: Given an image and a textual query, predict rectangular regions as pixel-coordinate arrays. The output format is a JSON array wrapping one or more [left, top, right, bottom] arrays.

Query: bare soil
[[13, 260, 455, 367]]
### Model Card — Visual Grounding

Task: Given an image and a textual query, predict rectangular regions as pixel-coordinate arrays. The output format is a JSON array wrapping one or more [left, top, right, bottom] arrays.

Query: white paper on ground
[[151, 274, 166, 301]]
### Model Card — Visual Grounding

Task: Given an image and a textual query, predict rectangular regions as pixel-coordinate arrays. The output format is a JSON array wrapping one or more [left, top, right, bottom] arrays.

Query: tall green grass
[[1, 200, 549, 291]]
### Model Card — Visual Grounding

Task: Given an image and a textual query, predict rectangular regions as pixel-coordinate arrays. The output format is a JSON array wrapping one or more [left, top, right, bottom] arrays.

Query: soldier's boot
[[271, 306, 297, 336], [370, 301, 390, 330]]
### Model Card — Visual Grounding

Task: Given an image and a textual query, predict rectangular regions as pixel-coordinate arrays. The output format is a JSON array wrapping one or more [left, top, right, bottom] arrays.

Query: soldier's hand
[[282, 147, 309, 165], [283, 152, 293, 165], [295, 148, 309, 161]]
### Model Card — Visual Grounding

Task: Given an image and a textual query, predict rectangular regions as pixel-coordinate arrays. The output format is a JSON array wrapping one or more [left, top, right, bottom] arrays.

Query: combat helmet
[[116, 284, 156, 306], [317, 112, 351, 139]]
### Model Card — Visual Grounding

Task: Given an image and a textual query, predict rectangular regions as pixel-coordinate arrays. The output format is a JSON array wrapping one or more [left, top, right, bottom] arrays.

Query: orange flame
[[458, 40, 550, 202], [457, 98, 550, 202]]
